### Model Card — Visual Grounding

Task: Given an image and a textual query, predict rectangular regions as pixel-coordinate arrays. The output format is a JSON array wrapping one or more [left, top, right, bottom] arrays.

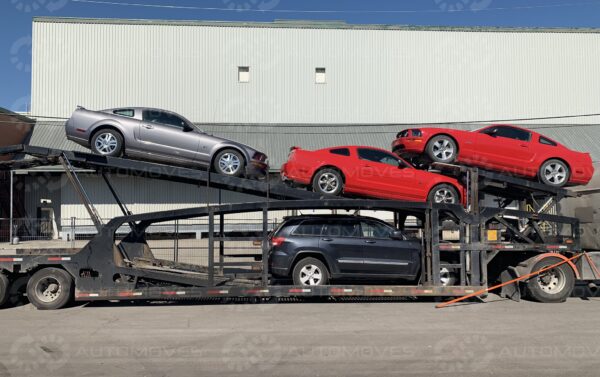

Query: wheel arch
[[531, 253, 580, 279], [310, 165, 346, 184], [210, 146, 248, 170], [427, 182, 463, 203], [289, 251, 334, 276], [426, 133, 460, 155], [89, 124, 125, 145], [539, 157, 571, 176]]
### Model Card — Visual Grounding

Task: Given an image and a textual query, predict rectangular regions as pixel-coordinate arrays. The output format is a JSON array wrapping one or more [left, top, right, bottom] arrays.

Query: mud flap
[[499, 266, 521, 302]]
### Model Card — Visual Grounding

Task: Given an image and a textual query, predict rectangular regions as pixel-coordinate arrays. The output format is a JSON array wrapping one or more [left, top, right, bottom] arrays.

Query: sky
[[2, 0, 600, 112]]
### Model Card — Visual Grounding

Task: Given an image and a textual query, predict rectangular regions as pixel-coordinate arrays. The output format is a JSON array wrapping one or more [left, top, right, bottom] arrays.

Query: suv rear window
[[292, 220, 323, 236], [322, 220, 360, 238]]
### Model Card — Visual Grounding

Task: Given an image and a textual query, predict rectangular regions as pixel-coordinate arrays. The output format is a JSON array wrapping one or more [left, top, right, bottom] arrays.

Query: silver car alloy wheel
[[433, 188, 456, 204], [34, 277, 62, 303], [299, 264, 323, 286], [432, 139, 454, 161], [543, 162, 567, 185], [318, 173, 339, 194], [218, 153, 241, 175], [537, 267, 566, 294], [95, 133, 118, 155]]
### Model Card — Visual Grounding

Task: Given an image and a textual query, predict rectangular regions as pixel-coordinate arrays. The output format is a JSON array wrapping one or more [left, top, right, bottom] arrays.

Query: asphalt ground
[[0, 294, 599, 377]]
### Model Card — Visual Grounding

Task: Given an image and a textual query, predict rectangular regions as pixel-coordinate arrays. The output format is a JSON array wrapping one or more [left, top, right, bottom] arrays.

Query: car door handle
[[365, 240, 376, 244], [520, 144, 528, 147], [143, 124, 154, 129], [321, 238, 333, 242]]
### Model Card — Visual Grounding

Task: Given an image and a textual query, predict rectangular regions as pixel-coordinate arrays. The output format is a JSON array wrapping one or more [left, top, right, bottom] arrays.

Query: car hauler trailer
[[0, 145, 597, 309]]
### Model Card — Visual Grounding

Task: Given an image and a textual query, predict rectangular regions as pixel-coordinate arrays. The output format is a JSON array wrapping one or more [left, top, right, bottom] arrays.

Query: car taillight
[[271, 236, 286, 247]]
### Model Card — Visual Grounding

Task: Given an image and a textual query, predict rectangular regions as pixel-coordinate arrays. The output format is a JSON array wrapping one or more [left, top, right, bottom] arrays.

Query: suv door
[[139, 110, 201, 163], [359, 220, 420, 277], [319, 219, 364, 274]]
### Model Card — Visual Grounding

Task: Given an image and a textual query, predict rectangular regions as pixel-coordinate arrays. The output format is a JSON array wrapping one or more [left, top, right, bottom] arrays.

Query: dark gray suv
[[268, 215, 421, 286]]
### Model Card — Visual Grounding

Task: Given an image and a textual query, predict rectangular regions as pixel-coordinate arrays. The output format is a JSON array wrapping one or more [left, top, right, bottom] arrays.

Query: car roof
[[282, 214, 388, 222], [317, 145, 395, 154]]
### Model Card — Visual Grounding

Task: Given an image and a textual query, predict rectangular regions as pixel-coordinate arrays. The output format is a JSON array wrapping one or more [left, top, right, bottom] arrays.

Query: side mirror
[[390, 230, 404, 240], [183, 124, 194, 132]]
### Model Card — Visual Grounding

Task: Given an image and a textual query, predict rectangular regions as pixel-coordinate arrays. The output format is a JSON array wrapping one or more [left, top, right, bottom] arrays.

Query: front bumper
[[245, 160, 269, 179], [392, 138, 426, 156]]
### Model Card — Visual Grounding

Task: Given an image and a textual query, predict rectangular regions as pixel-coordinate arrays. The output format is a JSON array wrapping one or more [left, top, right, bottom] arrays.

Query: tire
[[0, 274, 9, 307], [427, 184, 459, 204], [525, 257, 575, 303], [312, 168, 344, 197], [26, 268, 74, 310], [292, 257, 330, 286], [426, 135, 457, 163], [539, 159, 570, 187], [213, 149, 245, 177], [91, 129, 124, 157]]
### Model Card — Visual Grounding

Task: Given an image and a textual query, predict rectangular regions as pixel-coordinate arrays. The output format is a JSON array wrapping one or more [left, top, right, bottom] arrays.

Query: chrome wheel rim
[[432, 139, 454, 161], [318, 173, 339, 194], [543, 163, 567, 185], [537, 267, 566, 294], [218, 153, 241, 175], [433, 188, 456, 204], [35, 277, 62, 303], [299, 265, 323, 286], [94, 133, 118, 155]]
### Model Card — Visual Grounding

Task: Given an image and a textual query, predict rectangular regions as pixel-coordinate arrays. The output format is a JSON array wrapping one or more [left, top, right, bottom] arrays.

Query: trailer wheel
[[292, 257, 329, 286], [26, 268, 74, 310], [525, 257, 575, 303], [0, 274, 9, 307]]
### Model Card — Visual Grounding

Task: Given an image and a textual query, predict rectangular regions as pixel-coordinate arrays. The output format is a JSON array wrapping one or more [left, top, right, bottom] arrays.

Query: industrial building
[[6, 17, 600, 240]]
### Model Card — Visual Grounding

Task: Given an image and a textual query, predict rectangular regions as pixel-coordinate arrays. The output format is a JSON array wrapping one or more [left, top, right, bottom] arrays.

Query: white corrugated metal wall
[[31, 18, 600, 124]]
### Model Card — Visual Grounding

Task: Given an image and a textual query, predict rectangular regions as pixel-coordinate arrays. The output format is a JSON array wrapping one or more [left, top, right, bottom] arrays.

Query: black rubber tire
[[539, 159, 570, 187], [525, 257, 575, 303], [312, 168, 344, 197], [439, 267, 458, 287], [426, 135, 457, 163], [26, 268, 74, 310], [0, 273, 9, 307], [292, 257, 330, 286], [427, 184, 459, 204], [213, 149, 245, 177], [91, 128, 124, 157]]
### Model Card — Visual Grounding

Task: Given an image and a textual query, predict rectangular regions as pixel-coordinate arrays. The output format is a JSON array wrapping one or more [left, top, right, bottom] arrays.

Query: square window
[[238, 66, 250, 83], [315, 67, 326, 84]]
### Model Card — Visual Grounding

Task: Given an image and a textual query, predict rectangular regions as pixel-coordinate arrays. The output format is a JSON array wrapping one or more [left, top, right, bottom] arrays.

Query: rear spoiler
[[290, 146, 301, 151]]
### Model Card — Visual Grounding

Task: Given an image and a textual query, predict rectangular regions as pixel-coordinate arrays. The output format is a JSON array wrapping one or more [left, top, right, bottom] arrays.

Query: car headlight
[[411, 129, 422, 137]]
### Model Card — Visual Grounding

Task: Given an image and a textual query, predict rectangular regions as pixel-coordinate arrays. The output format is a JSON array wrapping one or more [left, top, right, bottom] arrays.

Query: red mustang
[[281, 145, 465, 204], [392, 124, 593, 187]]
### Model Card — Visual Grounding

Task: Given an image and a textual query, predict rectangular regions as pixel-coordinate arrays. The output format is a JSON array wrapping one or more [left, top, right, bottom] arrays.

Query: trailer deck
[[0, 144, 595, 309]]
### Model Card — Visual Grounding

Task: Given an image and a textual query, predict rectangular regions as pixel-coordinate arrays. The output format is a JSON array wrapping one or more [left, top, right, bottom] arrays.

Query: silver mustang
[[65, 107, 268, 178]]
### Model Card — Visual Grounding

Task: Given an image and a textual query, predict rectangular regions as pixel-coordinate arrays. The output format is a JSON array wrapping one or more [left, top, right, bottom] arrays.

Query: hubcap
[[543, 163, 567, 185], [94, 133, 118, 155], [35, 277, 62, 303], [432, 139, 454, 161], [218, 153, 241, 175], [299, 265, 323, 286], [537, 268, 566, 294], [318, 173, 339, 194], [433, 188, 456, 204]]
